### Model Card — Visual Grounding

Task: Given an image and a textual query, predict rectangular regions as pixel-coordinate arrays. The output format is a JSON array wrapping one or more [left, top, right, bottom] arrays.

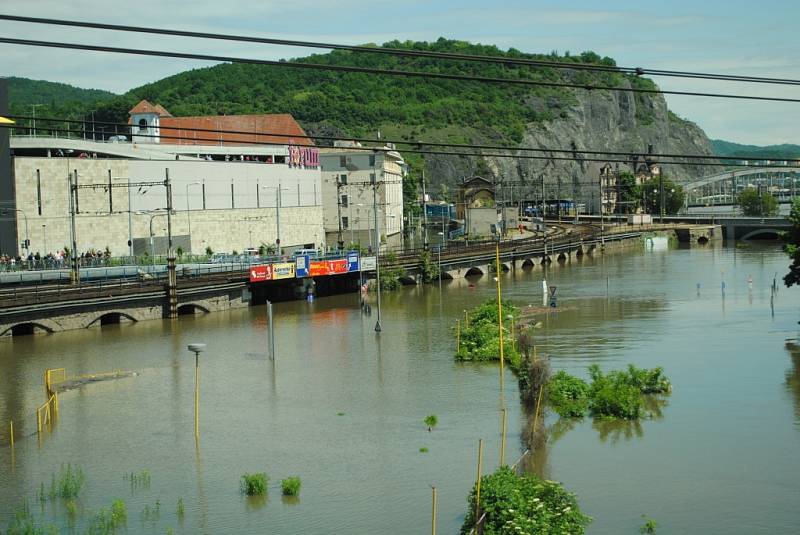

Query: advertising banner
[[249, 264, 272, 282], [346, 253, 360, 272], [272, 262, 296, 279], [361, 256, 377, 271], [309, 259, 349, 277], [295, 255, 310, 278]]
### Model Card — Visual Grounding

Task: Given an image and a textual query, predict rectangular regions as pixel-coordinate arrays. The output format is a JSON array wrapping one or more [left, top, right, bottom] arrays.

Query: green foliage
[[418, 249, 441, 283], [424, 414, 438, 430], [6, 500, 57, 535], [379, 251, 405, 291], [640, 177, 686, 215], [548, 371, 590, 417], [711, 139, 800, 162], [205, 246, 213, 256], [548, 365, 671, 420], [47, 464, 85, 500], [460, 466, 591, 534], [85, 500, 127, 535], [124, 470, 151, 493], [241, 473, 268, 496], [784, 198, 800, 287], [640, 517, 658, 534], [736, 188, 779, 217], [419, 447, 429, 453], [176, 498, 185, 519], [281, 477, 302, 497], [455, 299, 521, 368]]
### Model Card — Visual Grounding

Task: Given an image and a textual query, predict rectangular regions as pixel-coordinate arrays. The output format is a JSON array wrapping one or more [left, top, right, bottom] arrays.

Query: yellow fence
[[45, 368, 66, 396], [36, 393, 58, 433]]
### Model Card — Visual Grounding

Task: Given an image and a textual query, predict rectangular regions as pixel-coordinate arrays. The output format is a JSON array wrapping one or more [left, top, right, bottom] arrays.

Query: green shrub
[[241, 473, 268, 496], [455, 299, 521, 368], [48, 464, 85, 499], [423, 414, 438, 431], [281, 477, 302, 497], [419, 447, 429, 453], [640, 517, 658, 534], [624, 365, 671, 394], [548, 371, 590, 417], [460, 466, 591, 534]]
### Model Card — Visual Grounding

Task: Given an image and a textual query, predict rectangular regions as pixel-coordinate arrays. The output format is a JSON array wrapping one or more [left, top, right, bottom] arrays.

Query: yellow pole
[[9, 420, 13, 448], [475, 438, 484, 530], [194, 353, 200, 439], [456, 320, 460, 353], [533, 384, 544, 434], [500, 408, 507, 466], [431, 486, 437, 535], [495, 243, 504, 389]]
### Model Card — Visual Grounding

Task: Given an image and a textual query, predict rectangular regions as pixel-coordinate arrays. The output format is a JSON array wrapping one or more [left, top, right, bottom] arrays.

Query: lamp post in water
[[188, 343, 206, 439]]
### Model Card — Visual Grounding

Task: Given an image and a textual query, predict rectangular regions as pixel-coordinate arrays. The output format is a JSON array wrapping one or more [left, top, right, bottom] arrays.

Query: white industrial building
[[1, 101, 325, 258], [320, 144, 405, 250]]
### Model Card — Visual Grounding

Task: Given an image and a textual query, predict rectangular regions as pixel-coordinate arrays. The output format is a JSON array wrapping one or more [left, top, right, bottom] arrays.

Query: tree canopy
[[784, 198, 800, 288], [736, 189, 779, 217]]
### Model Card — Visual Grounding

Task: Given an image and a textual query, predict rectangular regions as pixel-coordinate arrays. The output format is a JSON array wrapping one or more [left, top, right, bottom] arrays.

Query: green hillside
[[85, 39, 653, 146], [7, 76, 116, 107], [711, 139, 800, 162]]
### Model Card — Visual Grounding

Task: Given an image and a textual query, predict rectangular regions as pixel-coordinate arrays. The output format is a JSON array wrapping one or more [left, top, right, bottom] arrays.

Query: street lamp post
[[187, 343, 206, 439], [261, 183, 290, 256], [65, 150, 79, 284], [42, 224, 47, 255], [186, 181, 201, 254]]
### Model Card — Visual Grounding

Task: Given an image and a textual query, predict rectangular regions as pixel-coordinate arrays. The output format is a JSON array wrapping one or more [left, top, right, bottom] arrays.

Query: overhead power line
[[0, 36, 799, 104], [1, 14, 799, 87], [5, 122, 799, 170], [8, 114, 799, 166]]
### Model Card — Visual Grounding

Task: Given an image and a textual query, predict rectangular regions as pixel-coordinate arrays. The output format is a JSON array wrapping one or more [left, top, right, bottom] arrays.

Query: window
[[138, 118, 148, 133], [370, 173, 376, 185], [369, 155, 376, 167], [342, 216, 349, 229], [340, 194, 348, 207], [340, 156, 347, 167], [339, 174, 347, 185], [36, 170, 42, 215]]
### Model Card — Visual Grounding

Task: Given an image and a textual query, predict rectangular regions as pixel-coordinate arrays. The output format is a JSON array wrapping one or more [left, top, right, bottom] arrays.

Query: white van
[[291, 248, 319, 259]]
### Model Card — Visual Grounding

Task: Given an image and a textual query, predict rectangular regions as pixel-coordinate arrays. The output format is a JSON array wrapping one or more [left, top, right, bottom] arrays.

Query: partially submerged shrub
[[423, 414, 438, 431], [548, 371, 590, 417], [460, 466, 591, 534], [281, 477, 302, 497], [49, 464, 85, 500], [241, 473, 268, 496], [455, 299, 521, 368]]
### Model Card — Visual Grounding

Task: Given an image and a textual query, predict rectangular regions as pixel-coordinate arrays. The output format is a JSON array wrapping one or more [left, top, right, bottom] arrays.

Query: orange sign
[[309, 259, 349, 276]]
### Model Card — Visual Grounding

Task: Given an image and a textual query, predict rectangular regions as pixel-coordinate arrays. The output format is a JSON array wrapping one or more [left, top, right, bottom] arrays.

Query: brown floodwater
[[1, 241, 799, 533]]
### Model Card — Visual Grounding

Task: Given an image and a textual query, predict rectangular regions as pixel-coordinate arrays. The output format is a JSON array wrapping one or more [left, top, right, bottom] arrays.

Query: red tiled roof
[[129, 100, 163, 115], [158, 113, 313, 147]]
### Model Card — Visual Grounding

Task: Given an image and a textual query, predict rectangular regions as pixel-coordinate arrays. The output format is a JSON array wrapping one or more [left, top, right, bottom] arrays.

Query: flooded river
[[1, 241, 799, 533]]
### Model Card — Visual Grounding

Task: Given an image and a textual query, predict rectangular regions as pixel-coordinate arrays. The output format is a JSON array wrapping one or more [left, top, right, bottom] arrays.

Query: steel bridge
[[684, 167, 800, 207]]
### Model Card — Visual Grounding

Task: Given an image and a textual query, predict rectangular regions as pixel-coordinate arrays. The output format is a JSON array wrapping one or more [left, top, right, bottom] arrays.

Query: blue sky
[[1, 0, 798, 145]]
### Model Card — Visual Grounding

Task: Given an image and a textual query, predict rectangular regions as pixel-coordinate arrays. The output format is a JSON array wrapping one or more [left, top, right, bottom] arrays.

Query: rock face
[[425, 81, 716, 198]]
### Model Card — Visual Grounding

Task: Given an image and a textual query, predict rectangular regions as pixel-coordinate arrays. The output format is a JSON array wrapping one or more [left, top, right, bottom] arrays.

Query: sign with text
[[249, 264, 272, 282], [272, 262, 295, 280], [346, 253, 360, 272], [287, 145, 320, 168], [295, 255, 310, 278], [361, 256, 377, 271], [309, 259, 349, 277]]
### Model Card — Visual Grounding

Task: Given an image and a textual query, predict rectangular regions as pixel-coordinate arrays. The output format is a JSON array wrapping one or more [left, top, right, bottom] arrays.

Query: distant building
[[0, 103, 324, 257], [597, 163, 619, 214], [631, 144, 660, 185], [319, 146, 405, 250], [456, 176, 495, 220]]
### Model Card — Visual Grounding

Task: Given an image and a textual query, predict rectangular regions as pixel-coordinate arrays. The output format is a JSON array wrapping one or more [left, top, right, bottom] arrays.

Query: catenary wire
[[7, 114, 800, 166], [1, 14, 799, 86], [0, 37, 798, 104], [5, 123, 798, 170]]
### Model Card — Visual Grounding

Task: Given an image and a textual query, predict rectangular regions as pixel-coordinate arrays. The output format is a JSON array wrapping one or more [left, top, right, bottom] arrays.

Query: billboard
[[346, 253, 360, 272], [295, 255, 310, 278], [272, 262, 296, 279], [309, 259, 349, 277], [249, 264, 272, 282]]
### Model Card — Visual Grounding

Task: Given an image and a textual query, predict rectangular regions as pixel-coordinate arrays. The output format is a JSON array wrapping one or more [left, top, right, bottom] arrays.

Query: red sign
[[287, 145, 320, 168], [249, 264, 273, 282], [309, 259, 349, 277]]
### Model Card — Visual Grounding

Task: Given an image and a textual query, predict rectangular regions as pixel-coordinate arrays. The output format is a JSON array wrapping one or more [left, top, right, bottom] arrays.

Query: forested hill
[[8, 39, 716, 194], [712, 139, 800, 161], [6, 76, 116, 109]]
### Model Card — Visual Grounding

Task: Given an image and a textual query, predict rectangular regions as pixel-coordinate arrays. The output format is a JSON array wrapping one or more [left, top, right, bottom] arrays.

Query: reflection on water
[[786, 343, 800, 426], [1, 242, 799, 534]]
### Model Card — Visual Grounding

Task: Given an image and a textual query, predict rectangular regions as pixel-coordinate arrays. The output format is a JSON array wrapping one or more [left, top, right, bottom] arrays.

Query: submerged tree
[[784, 198, 800, 287]]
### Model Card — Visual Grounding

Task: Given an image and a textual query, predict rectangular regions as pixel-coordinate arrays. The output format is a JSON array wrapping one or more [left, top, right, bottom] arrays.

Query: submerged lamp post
[[188, 342, 206, 439]]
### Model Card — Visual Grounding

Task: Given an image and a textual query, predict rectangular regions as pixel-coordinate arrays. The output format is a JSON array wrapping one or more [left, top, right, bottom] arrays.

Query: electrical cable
[[1, 14, 799, 86], [6, 122, 800, 170], [0, 36, 798, 104], [7, 114, 799, 167]]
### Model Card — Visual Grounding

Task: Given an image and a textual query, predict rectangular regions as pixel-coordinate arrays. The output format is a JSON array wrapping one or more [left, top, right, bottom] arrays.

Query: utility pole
[[421, 169, 428, 249], [556, 176, 562, 223], [336, 174, 344, 249], [68, 170, 79, 284], [372, 156, 382, 333], [540, 173, 545, 221], [659, 170, 665, 222], [165, 169, 173, 250]]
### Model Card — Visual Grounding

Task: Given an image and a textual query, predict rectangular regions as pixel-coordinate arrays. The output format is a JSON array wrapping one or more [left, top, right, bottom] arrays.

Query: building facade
[[1, 104, 324, 258], [320, 145, 405, 250]]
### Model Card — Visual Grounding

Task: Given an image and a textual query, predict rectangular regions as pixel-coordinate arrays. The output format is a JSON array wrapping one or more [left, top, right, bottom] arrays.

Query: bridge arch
[[399, 275, 418, 285], [86, 312, 139, 328], [439, 271, 455, 280], [464, 266, 485, 277], [1, 322, 55, 337], [521, 258, 536, 269], [178, 303, 211, 315], [740, 228, 783, 241]]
